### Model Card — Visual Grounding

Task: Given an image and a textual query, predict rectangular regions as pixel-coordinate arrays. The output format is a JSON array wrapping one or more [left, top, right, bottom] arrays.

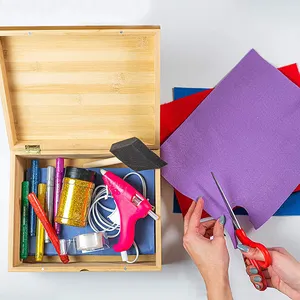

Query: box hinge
[[25, 145, 41, 154]]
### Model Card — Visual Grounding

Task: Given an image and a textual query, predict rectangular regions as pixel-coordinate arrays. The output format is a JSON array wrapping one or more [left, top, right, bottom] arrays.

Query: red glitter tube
[[28, 193, 69, 264]]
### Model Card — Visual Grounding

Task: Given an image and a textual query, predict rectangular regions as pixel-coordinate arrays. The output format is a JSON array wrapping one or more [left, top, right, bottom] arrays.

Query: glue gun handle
[[113, 214, 137, 253]]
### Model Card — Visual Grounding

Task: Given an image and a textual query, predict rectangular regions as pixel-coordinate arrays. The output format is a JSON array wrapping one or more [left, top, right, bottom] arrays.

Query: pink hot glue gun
[[100, 169, 159, 253]]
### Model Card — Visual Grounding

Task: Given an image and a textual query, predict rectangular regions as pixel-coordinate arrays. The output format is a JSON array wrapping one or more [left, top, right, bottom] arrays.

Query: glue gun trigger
[[132, 194, 159, 220]]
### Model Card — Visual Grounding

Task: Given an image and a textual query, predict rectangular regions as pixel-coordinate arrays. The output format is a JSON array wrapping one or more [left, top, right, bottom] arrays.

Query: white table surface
[[0, 1, 300, 299]]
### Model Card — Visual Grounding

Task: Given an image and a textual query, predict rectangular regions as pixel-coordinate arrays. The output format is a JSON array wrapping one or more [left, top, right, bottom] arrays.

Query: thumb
[[213, 215, 226, 237], [237, 245, 265, 261]]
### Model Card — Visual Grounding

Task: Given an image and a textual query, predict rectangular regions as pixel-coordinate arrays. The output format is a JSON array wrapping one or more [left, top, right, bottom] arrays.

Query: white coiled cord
[[88, 172, 147, 264]]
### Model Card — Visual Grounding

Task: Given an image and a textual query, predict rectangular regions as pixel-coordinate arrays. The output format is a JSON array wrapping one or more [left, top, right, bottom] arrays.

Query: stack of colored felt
[[160, 50, 300, 233], [161, 50, 300, 246]]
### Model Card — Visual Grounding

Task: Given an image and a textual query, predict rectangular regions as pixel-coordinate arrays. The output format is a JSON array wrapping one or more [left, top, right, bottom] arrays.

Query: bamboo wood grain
[[0, 38, 17, 147], [154, 30, 161, 148], [8, 72, 154, 86], [4, 36, 155, 60], [12, 138, 157, 152], [24, 254, 155, 263], [0, 26, 160, 37], [9, 262, 160, 273], [1, 28, 159, 150], [13, 149, 113, 157], [8, 152, 16, 270], [8, 153, 25, 269], [7, 61, 154, 73], [83, 157, 122, 168], [11, 93, 154, 106]]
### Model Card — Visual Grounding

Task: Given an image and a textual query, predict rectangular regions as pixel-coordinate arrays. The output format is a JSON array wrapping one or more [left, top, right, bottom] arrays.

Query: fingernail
[[237, 244, 249, 252], [197, 196, 203, 201], [250, 268, 258, 275], [254, 276, 262, 283], [219, 215, 226, 225], [255, 284, 261, 290]]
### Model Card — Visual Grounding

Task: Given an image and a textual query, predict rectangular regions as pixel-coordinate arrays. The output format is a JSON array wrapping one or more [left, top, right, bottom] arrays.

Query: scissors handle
[[245, 257, 268, 291], [236, 229, 272, 269], [236, 229, 272, 292]]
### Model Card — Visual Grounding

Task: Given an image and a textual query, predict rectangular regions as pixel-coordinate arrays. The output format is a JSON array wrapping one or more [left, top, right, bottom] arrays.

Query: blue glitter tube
[[30, 160, 40, 236]]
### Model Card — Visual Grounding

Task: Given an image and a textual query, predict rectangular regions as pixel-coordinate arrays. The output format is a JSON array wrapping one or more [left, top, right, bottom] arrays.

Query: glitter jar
[[55, 167, 96, 227]]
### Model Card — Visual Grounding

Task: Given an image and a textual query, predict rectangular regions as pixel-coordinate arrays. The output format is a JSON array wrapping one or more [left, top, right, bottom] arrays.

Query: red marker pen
[[28, 193, 69, 264]]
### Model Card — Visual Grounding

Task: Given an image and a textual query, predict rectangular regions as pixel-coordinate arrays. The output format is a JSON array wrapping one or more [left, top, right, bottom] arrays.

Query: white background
[[0, 0, 300, 299]]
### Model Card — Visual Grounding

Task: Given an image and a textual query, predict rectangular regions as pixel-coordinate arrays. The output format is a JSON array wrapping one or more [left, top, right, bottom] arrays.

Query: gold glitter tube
[[55, 167, 96, 227], [35, 183, 47, 262]]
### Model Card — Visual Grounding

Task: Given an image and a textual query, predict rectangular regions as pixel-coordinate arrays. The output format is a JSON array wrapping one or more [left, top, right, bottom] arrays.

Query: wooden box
[[0, 26, 161, 272]]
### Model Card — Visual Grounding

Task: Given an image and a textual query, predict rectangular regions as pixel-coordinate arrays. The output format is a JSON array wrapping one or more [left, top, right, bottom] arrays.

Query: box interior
[[10, 154, 161, 272]]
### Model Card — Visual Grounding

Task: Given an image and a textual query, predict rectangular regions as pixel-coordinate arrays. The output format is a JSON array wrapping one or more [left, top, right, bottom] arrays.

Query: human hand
[[183, 198, 232, 300], [238, 245, 300, 299]]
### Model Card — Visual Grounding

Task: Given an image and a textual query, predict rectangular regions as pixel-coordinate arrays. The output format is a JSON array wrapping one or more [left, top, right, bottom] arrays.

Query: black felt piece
[[110, 137, 167, 171]]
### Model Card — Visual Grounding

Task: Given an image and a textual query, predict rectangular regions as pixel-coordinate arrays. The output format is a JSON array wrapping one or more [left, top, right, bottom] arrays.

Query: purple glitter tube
[[54, 158, 64, 236]]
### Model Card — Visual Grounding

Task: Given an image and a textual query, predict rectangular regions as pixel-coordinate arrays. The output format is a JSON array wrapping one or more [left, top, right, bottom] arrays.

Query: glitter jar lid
[[64, 167, 96, 183]]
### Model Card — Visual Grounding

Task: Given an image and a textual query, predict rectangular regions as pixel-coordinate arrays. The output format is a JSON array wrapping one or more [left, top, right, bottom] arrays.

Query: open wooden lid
[[0, 26, 160, 153]]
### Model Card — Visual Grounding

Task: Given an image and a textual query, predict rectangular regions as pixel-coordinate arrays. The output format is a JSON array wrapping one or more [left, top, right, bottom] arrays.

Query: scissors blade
[[211, 172, 241, 230]]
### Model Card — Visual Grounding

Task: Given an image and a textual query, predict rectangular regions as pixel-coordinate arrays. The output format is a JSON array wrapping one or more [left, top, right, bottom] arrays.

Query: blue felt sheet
[[172, 87, 300, 216], [172, 88, 208, 213], [27, 168, 155, 256]]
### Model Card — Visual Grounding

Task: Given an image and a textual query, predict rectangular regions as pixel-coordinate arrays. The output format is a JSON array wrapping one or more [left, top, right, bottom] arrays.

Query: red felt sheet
[[160, 64, 300, 216]]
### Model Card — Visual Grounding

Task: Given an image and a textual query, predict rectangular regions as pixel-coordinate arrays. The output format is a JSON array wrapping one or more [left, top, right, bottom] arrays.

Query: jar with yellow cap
[[55, 167, 96, 227]]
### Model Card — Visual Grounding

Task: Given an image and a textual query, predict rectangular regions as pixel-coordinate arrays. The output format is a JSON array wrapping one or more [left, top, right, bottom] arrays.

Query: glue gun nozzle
[[100, 169, 106, 175], [148, 210, 159, 221]]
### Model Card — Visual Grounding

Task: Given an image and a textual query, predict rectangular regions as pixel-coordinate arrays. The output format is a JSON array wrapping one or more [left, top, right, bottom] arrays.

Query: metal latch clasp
[[25, 145, 41, 154]]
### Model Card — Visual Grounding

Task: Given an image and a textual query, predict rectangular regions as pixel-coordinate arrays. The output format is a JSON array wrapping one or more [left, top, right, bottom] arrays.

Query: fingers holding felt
[[201, 220, 216, 238], [201, 219, 216, 230], [184, 201, 196, 234], [204, 228, 214, 239], [188, 197, 204, 231], [213, 215, 226, 238]]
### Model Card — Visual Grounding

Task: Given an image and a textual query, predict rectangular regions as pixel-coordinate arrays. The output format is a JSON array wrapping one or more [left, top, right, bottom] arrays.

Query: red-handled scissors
[[211, 172, 272, 291]]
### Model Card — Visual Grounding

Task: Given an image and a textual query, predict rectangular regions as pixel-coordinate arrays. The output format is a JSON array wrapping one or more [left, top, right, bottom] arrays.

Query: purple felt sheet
[[161, 49, 300, 248]]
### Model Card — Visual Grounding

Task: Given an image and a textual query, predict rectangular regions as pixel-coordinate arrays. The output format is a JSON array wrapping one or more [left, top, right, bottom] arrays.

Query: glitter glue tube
[[28, 192, 69, 264], [45, 166, 55, 243], [54, 158, 64, 236], [36, 184, 47, 262], [20, 181, 30, 259], [30, 160, 39, 237], [55, 167, 96, 227]]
